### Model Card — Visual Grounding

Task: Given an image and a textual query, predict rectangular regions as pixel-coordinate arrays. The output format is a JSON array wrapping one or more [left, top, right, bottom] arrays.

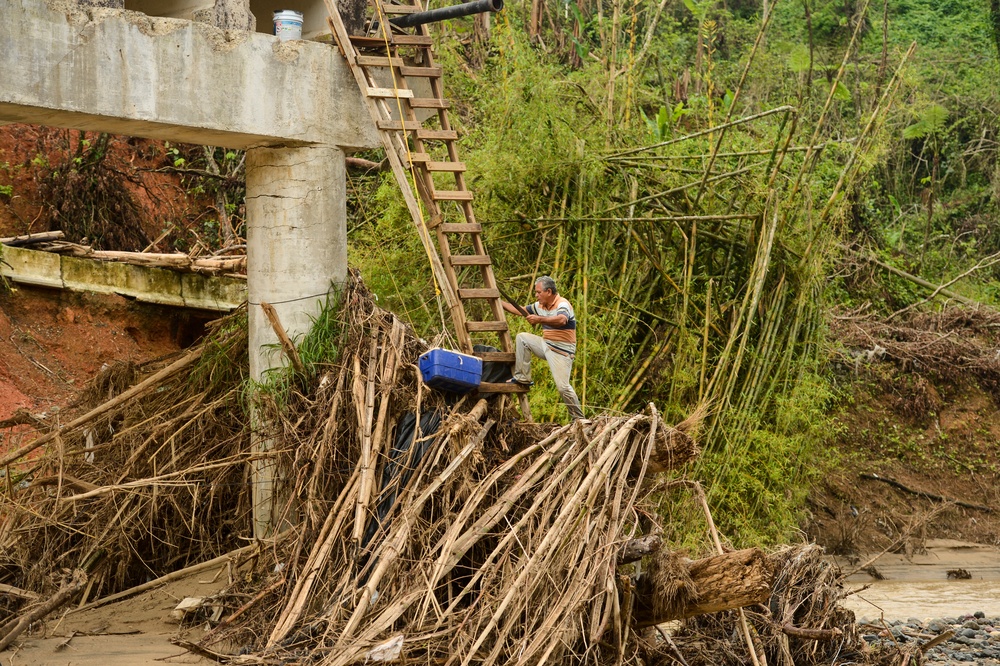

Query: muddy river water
[[837, 539, 1000, 620]]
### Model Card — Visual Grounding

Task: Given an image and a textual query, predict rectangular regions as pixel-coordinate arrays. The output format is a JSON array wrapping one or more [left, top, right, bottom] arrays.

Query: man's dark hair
[[536, 276, 558, 295]]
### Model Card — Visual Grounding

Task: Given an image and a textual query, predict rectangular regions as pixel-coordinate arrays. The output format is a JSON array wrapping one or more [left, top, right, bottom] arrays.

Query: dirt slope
[[0, 284, 208, 422], [807, 374, 1000, 563]]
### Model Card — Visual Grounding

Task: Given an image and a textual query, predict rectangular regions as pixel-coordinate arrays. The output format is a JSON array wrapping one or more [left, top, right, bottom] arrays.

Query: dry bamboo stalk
[[58, 455, 253, 502], [0, 350, 202, 468], [366, 319, 404, 512], [461, 416, 642, 665], [0, 230, 64, 246], [422, 440, 555, 593], [121, 392, 226, 483], [690, 480, 764, 666], [352, 336, 380, 547], [335, 413, 491, 646], [781, 624, 843, 641], [0, 584, 38, 601], [34, 244, 246, 273], [268, 469, 361, 646], [427, 434, 586, 626], [496, 426, 641, 663], [306, 365, 348, 508], [259, 303, 305, 375], [323, 589, 426, 666], [27, 474, 99, 494], [605, 106, 796, 159]]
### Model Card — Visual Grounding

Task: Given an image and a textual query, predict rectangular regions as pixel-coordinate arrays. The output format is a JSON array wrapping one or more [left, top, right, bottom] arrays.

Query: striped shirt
[[526, 297, 577, 356]]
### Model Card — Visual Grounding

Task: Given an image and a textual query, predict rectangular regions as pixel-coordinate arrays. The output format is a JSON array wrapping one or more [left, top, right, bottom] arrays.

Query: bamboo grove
[[345, 0, 941, 543]]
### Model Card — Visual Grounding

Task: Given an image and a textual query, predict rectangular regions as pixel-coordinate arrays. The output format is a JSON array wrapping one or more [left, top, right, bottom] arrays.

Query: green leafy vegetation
[[340, 0, 999, 549]]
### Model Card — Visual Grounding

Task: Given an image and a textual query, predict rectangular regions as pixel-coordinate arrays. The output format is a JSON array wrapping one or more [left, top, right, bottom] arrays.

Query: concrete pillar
[[245, 144, 347, 538]]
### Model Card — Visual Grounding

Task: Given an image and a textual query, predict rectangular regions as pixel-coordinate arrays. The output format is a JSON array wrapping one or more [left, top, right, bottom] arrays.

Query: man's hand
[[526, 314, 542, 325]]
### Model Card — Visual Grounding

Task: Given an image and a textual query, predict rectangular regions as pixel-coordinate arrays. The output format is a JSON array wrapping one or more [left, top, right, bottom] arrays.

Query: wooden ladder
[[324, 0, 531, 416]]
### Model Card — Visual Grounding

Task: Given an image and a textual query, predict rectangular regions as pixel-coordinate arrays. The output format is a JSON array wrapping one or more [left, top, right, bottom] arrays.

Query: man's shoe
[[506, 378, 533, 387]]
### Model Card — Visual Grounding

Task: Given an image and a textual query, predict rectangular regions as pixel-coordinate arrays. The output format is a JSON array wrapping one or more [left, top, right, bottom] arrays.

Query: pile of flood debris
[[832, 307, 1000, 393], [0, 275, 915, 664]]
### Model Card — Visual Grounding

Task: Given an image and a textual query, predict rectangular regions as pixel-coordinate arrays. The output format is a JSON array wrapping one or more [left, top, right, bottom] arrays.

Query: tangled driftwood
[[0, 275, 893, 664], [832, 307, 1000, 395]]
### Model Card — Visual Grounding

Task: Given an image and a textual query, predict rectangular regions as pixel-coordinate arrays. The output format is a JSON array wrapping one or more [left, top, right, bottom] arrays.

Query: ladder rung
[[356, 55, 405, 67], [425, 161, 466, 172], [433, 190, 473, 201], [450, 255, 491, 266], [466, 321, 508, 332], [405, 152, 432, 164], [409, 98, 451, 109], [432, 190, 473, 202], [366, 87, 414, 99], [400, 66, 443, 78], [458, 288, 500, 299], [377, 119, 424, 131], [478, 382, 529, 394], [440, 223, 482, 233], [379, 3, 423, 12], [386, 34, 434, 45], [350, 34, 433, 47], [473, 351, 515, 363], [417, 129, 458, 141]]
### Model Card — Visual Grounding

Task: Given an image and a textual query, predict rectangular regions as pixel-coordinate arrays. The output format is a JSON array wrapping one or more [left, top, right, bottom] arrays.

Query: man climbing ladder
[[325, 0, 532, 417], [502, 276, 585, 420]]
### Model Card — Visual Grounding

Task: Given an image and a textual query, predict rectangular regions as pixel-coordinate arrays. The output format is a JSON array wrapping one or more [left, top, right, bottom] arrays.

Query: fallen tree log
[[860, 472, 993, 513], [634, 548, 774, 626]]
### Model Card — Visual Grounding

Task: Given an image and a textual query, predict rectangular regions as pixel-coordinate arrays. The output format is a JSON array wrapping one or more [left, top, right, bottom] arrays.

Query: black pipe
[[388, 0, 503, 28]]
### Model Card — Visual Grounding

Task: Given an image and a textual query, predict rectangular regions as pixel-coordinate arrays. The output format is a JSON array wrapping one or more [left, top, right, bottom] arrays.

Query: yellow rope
[[372, 0, 443, 298]]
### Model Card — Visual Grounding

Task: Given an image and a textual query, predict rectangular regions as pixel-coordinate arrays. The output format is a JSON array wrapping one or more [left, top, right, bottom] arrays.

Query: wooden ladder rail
[[325, 1, 532, 418]]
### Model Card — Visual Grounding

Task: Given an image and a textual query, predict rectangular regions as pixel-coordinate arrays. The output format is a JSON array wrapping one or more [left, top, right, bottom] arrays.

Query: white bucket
[[273, 10, 304, 41]]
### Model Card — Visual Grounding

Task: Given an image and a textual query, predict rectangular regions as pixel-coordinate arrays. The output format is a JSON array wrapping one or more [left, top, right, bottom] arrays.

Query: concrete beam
[[0, 245, 246, 311], [0, 0, 379, 150]]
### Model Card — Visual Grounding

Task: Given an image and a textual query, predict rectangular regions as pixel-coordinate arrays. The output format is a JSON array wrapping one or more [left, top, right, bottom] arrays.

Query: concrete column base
[[245, 144, 347, 538]]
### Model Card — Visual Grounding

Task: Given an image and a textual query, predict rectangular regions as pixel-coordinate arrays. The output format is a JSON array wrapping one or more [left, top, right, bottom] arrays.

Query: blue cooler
[[418, 348, 483, 393]]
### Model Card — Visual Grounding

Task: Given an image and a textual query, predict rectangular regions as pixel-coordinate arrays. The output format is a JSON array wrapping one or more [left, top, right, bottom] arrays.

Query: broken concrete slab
[[1, 245, 245, 311]]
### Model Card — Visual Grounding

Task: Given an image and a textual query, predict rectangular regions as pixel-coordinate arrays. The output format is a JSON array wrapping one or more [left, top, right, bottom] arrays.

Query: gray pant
[[513, 332, 585, 420]]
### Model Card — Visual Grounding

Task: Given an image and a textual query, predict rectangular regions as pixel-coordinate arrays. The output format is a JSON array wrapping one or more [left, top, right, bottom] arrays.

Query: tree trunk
[[213, 0, 256, 31], [634, 548, 774, 626]]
